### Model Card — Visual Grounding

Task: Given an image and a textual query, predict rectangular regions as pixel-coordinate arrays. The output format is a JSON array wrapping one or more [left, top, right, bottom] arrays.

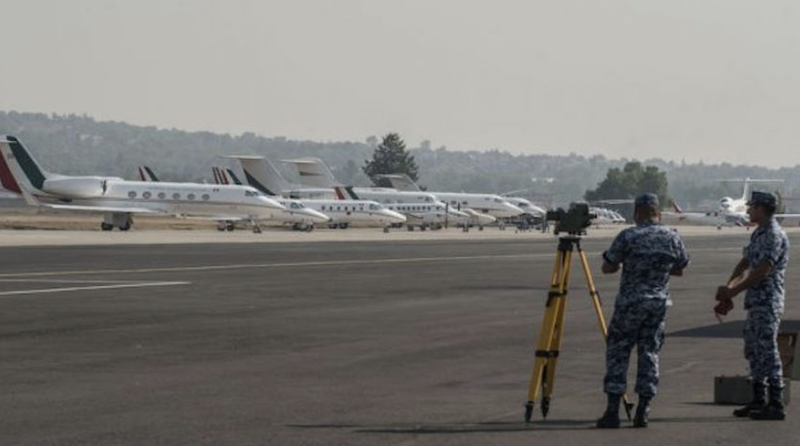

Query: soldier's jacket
[[603, 222, 690, 307], [744, 219, 789, 314]]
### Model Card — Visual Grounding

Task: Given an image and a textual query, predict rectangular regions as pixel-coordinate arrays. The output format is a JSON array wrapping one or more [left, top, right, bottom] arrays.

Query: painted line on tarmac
[[0, 253, 549, 278], [0, 246, 743, 279], [0, 279, 143, 284], [0, 281, 190, 297]]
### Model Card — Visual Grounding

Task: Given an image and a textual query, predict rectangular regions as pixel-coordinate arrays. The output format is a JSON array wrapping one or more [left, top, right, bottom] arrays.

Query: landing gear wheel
[[479, 226, 484, 231], [226, 222, 235, 232], [217, 224, 226, 232], [101, 222, 113, 231], [420, 225, 427, 231], [305, 225, 314, 232], [338, 223, 349, 230], [252, 225, 262, 234], [328, 222, 338, 229], [407, 226, 414, 231], [383, 226, 390, 233]]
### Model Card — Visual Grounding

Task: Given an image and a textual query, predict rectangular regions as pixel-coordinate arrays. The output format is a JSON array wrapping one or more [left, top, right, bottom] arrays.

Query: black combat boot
[[750, 385, 786, 421], [733, 382, 766, 417], [633, 396, 651, 428], [596, 393, 622, 428]]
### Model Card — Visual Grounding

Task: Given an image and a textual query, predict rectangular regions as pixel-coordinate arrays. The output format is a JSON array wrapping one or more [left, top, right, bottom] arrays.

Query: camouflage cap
[[747, 191, 777, 208], [634, 193, 660, 209]]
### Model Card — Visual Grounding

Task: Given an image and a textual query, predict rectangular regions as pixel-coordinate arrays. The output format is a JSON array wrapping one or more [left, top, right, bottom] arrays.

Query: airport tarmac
[[2, 225, 798, 247], [1, 232, 799, 445]]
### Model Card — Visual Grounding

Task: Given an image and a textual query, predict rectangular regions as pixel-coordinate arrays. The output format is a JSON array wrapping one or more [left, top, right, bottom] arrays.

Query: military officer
[[716, 191, 789, 421], [597, 193, 690, 428]]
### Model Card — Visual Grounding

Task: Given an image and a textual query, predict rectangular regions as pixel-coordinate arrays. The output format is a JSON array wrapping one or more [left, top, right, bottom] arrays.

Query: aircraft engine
[[43, 176, 114, 198]]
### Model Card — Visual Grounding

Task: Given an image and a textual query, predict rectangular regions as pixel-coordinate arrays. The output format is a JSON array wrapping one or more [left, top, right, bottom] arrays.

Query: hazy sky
[[2, 0, 799, 167]]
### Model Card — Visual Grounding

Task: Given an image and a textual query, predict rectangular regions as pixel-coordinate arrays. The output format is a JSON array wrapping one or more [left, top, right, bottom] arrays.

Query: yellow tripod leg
[[540, 249, 573, 418], [576, 246, 634, 420], [525, 249, 570, 422]]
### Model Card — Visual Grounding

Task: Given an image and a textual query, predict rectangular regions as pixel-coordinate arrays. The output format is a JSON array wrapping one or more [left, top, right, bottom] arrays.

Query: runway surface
[[1, 232, 799, 445]]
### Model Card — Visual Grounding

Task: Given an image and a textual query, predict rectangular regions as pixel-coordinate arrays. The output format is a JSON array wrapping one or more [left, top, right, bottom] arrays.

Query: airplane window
[[202, 194, 210, 201], [321, 205, 326, 211], [128, 191, 137, 199], [188, 194, 196, 200], [337, 206, 341, 211], [158, 192, 166, 199], [143, 191, 152, 199], [173, 193, 180, 200]]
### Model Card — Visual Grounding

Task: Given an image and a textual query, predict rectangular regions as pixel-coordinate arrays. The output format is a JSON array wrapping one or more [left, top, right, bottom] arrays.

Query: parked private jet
[[137, 165, 330, 232], [0, 136, 287, 232], [376, 173, 528, 219], [238, 156, 465, 229], [212, 162, 406, 231]]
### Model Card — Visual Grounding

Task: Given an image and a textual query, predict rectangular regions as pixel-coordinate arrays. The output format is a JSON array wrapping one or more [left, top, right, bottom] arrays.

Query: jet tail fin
[[0, 136, 52, 192], [0, 147, 22, 193], [222, 156, 288, 196], [138, 166, 159, 182], [375, 173, 421, 191], [282, 157, 337, 188], [225, 168, 243, 186], [333, 185, 359, 200]]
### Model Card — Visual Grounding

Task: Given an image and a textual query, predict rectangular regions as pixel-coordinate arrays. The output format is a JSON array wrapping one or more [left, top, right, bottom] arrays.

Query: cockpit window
[[290, 202, 301, 209], [369, 203, 382, 211]]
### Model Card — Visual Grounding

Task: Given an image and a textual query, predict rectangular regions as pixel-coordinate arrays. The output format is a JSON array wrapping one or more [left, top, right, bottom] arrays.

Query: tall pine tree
[[363, 133, 420, 187]]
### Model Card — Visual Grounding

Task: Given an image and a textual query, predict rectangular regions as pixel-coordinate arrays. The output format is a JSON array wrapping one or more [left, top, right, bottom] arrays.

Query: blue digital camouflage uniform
[[602, 222, 690, 397], [742, 219, 789, 389]]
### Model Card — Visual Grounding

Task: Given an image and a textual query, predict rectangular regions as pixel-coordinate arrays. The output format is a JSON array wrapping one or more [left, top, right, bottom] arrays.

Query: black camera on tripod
[[546, 202, 597, 235]]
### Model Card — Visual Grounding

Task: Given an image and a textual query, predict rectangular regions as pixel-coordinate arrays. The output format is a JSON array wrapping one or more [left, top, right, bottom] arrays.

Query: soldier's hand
[[713, 287, 734, 316], [715, 286, 735, 302]]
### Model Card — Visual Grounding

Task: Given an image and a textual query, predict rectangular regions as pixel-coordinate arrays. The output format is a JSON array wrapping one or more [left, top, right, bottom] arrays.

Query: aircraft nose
[[307, 208, 330, 223], [263, 197, 287, 210], [506, 203, 524, 215], [390, 210, 407, 223]]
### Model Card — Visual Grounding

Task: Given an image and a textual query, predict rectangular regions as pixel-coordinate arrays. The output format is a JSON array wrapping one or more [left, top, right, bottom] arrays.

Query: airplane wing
[[177, 214, 249, 221], [776, 214, 800, 227], [19, 187, 161, 214], [42, 203, 161, 214]]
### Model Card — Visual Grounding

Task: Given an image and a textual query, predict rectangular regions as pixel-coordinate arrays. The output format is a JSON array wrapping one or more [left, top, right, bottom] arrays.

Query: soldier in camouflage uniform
[[596, 193, 690, 429], [716, 191, 789, 421]]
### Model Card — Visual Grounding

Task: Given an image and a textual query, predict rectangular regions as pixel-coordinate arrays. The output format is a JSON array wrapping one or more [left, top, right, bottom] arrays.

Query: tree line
[[1, 111, 798, 210]]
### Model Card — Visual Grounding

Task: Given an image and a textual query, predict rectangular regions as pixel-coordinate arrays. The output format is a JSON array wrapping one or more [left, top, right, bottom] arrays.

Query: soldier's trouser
[[744, 307, 783, 389], [604, 300, 667, 397]]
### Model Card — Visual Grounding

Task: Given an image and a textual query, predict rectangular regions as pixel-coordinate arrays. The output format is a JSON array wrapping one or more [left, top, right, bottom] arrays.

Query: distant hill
[[2, 110, 798, 209]]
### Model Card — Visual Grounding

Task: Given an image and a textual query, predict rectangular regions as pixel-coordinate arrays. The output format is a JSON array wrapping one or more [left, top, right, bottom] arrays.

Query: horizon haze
[[1, 0, 799, 168]]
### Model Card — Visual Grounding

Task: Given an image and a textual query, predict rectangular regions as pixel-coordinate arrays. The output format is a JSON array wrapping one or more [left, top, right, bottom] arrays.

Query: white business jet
[[0, 136, 286, 232]]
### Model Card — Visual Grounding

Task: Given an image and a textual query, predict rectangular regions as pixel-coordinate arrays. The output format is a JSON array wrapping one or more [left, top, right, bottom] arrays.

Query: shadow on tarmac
[[289, 415, 741, 434], [670, 320, 800, 338]]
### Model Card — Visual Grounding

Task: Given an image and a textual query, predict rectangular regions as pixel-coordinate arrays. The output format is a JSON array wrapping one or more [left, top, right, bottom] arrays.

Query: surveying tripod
[[524, 234, 633, 422]]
